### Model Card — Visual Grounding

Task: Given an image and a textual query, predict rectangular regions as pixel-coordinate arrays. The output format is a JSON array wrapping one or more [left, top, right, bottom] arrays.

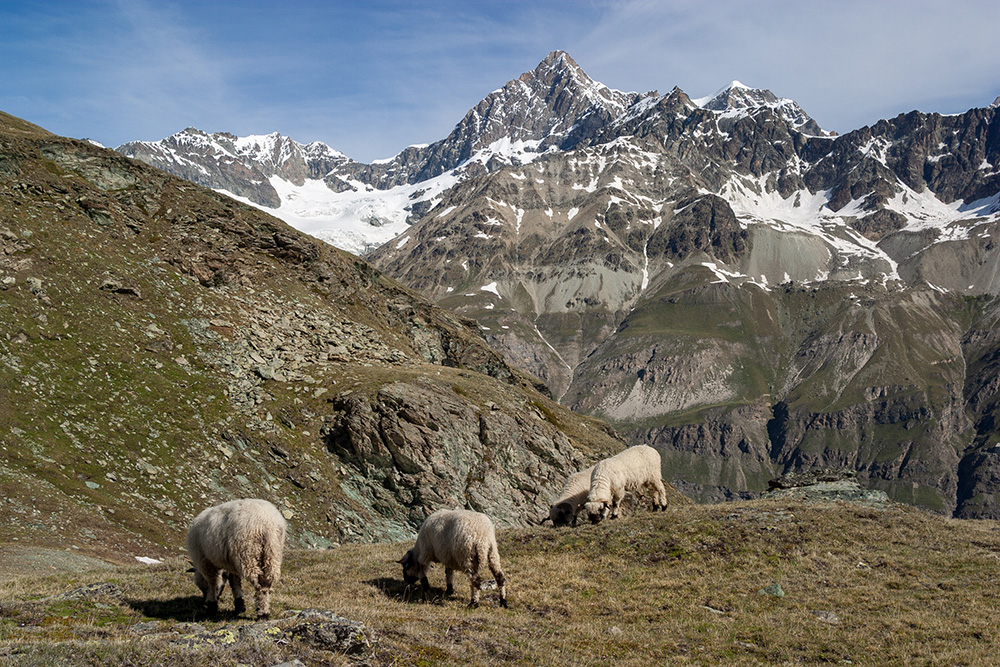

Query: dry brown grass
[[3, 498, 1000, 665]]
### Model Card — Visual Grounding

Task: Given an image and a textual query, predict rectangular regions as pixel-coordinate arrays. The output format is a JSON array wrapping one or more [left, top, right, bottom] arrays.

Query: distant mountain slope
[[0, 110, 631, 559], [112, 52, 1000, 517], [116, 51, 648, 255], [367, 62, 1000, 518]]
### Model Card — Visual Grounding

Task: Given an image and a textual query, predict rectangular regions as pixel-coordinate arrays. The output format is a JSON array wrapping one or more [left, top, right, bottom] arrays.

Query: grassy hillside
[[0, 110, 627, 556], [3, 498, 999, 665]]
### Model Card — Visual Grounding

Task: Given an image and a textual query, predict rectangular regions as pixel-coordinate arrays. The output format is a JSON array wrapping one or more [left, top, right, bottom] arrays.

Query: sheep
[[398, 508, 508, 608], [543, 465, 596, 527], [583, 445, 668, 524], [186, 498, 287, 618]]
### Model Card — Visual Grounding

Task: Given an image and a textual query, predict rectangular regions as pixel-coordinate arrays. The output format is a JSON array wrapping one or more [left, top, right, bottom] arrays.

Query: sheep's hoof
[[499, 598, 509, 609], [445, 585, 455, 596], [233, 598, 246, 615], [205, 601, 219, 616]]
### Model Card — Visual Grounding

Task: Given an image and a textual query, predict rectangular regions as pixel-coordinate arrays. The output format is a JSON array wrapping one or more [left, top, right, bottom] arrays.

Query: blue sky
[[2, 0, 999, 162]]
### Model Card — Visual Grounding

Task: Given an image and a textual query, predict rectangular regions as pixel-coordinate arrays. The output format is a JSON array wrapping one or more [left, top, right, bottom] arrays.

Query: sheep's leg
[[253, 585, 272, 619], [445, 568, 455, 596], [653, 479, 668, 510], [468, 572, 482, 608], [610, 489, 625, 519], [202, 564, 223, 615], [230, 574, 246, 616], [420, 575, 430, 593], [493, 567, 508, 608]]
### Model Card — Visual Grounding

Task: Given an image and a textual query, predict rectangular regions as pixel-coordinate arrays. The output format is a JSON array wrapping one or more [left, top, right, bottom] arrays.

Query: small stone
[[812, 609, 840, 624], [757, 583, 785, 597]]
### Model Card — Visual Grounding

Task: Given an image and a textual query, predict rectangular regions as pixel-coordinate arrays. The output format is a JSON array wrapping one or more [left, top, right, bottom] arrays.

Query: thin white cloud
[[1, 0, 996, 159], [573, 0, 1000, 133]]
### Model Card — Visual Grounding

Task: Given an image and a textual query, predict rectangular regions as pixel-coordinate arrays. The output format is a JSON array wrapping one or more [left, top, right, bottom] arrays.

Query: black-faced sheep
[[186, 498, 287, 618], [544, 465, 596, 527], [583, 445, 668, 524], [398, 508, 508, 608]]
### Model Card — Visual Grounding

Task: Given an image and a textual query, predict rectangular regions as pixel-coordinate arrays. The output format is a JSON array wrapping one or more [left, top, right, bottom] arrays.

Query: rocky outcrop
[[322, 379, 585, 535], [764, 469, 890, 506]]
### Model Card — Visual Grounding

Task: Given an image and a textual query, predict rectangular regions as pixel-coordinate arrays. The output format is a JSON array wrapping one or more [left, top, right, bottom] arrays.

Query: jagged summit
[[117, 128, 352, 209], [446, 50, 639, 157], [694, 81, 826, 135]]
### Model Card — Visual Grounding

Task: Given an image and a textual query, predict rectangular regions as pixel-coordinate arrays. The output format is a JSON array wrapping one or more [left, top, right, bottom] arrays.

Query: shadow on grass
[[364, 577, 450, 605], [126, 594, 244, 622]]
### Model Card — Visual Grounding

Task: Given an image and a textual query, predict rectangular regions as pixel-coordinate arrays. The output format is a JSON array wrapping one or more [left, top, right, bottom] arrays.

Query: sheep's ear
[[538, 515, 552, 525], [395, 556, 408, 565], [186, 567, 196, 573]]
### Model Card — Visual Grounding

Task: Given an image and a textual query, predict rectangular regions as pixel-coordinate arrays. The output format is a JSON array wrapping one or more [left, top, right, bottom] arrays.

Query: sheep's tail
[[250, 522, 285, 618], [258, 523, 285, 587]]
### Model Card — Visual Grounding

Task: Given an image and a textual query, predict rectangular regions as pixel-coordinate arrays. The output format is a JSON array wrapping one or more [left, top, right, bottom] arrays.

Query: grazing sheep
[[186, 498, 287, 618], [583, 445, 668, 524], [398, 508, 508, 608], [544, 465, 596, 527]]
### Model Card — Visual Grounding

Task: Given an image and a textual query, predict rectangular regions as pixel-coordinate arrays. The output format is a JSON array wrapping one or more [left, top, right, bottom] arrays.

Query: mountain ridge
[[112, 53, 1000, 516], [116, 51, 857, 255]]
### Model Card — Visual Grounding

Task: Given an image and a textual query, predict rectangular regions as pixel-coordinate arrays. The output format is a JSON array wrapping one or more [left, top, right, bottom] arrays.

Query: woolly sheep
[[398, 508, 508, 608], [186, 498, 287, 618], [583, 445, 668, 524], [544, 465, 596, 527]]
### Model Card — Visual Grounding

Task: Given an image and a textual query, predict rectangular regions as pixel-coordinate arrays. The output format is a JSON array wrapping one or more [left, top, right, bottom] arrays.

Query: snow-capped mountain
[[693, 80, 828, 136], [116, 51, 650, 255], [364, 56, 1000, 518], [117, 51, 1000, 518]]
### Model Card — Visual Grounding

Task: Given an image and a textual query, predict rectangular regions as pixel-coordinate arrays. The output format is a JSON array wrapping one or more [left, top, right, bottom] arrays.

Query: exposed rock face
[[327, 51, 644, 191], [117, 129, 353, 208], [323, 379, 582, 533], [0, 110, 630, 556], [764, 469, 890, 506]]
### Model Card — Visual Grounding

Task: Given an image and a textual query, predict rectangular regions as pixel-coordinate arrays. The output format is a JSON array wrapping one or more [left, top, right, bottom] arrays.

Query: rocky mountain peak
[[698, 80, 778, 111], [521, 50, 633, 116], [695, 80, 825, 135], [452, 50, 639, 154], [990, 95, 1000, 109]]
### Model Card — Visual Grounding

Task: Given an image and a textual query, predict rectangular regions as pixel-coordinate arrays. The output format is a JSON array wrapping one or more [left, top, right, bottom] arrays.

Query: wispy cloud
[[1, 0, 997, 159]]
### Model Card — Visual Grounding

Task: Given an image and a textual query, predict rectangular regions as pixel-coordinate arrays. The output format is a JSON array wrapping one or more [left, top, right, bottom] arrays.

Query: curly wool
[[583, 445, 668, 524], [186, 498, 287, 618], [548, 465, 596, 527], [399, 508, 508, 608]]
